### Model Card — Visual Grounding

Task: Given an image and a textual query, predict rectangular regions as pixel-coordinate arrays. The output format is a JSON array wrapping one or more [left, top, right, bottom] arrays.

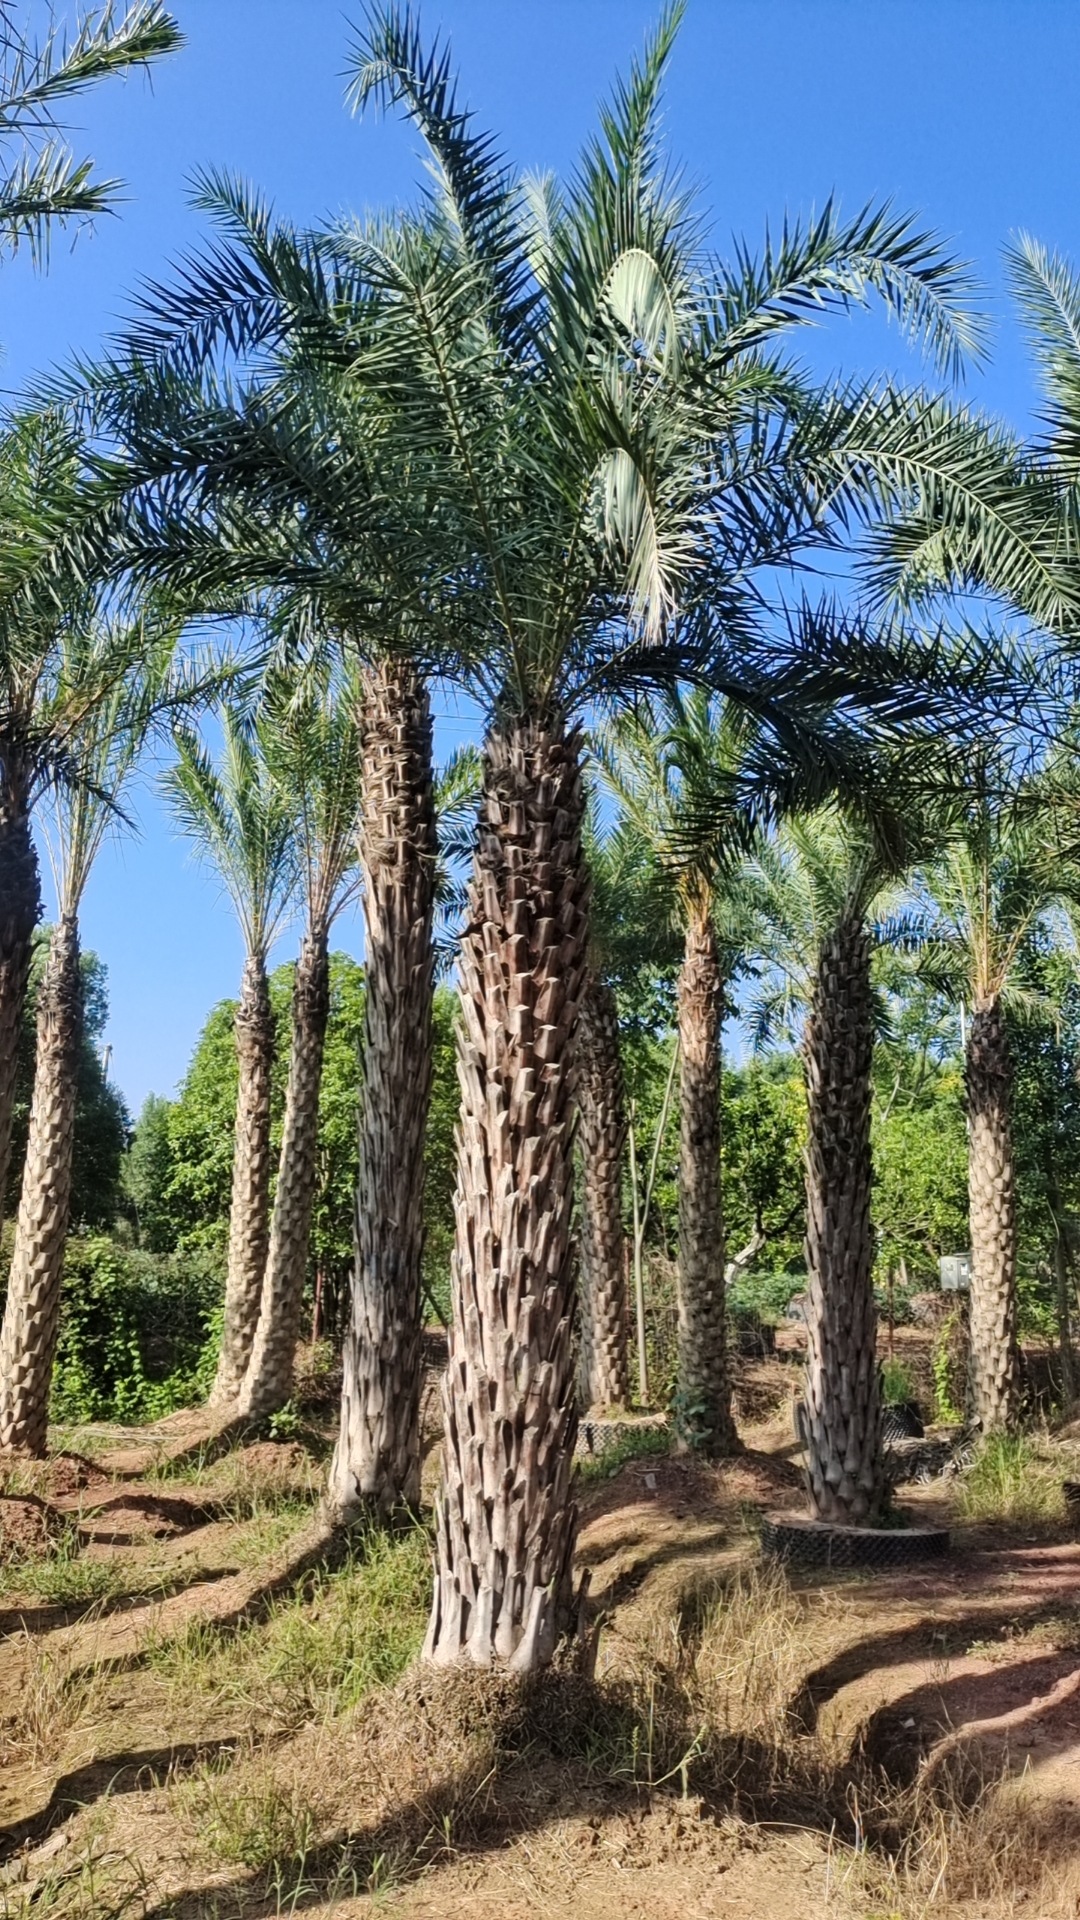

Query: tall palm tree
[[599, 691, 761, 1453], [575, 812, 674, 1411], [749, 803, 928, 1523], [0, 2, 180, 264], [0, 410, 174, 1242], [92, 1, 1009, 1660], [339, 8, 997, 1658], [910, 775, 1062, 1431], [165, 708, 296, 1409], [236, 670, 361, 1419], [0, 611, 191, 1453], [78, 200, 447, 1509]]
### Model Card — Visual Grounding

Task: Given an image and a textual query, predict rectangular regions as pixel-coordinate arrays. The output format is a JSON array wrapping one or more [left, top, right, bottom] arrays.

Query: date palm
[[0, 610, 195, 1453], [0, 1, 180, 265], [910, 773, 1063, 1431], [575, 811, 675, 1411], [165, 707, 296, 1409], [236, 668, 361, 1419], [599, 690, 762, 1453], [338, 6, 998, 1657], [0, 409, 177, 1242], [93, 0, 1004, 1660], [748, 800, 933, 1523]]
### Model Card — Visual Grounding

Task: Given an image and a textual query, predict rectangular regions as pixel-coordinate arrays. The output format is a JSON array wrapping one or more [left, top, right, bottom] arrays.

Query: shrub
[[48, 1236, 221, 1424]]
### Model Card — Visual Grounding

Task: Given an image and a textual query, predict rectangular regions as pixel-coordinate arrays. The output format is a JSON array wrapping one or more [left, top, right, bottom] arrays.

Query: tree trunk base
[[761, 1511, 950, 1569]]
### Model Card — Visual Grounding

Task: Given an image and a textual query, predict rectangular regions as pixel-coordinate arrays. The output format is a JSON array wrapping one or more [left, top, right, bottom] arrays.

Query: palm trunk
[[424, 713, 588, 1671], [0, 917, 82, 1454], [576, 971, 629, 1410], [674, 908, 736, 1455], [326, 659, 437, 1522], [0, 772, 40, 1228], [966, 997, 1019, 1432], [237, 929, 331, 1419], [208, 953, 275, 1408], [802, 912, 883, 1525]]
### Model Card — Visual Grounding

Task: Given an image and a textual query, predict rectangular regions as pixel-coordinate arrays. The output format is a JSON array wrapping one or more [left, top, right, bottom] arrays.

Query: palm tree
[[0, 2, 180, 264], [575, 812, 674, 1411], [165, 707, 296, 1409], [339, 8, 997, 1657], [0, 410, 177, 1242], [235, 669, 361, 1419], [92, 1, 1008, 1660], [0, 611, 190, 1453], [910, 774, 1062, 1431], [599, 691, 762, 1452], [749, 804, 927, 1523]]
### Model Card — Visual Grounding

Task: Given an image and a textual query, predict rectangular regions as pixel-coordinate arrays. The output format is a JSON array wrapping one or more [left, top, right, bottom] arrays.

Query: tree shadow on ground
[[789, 1586, 1080, 1733], [0, 1739, 243, 1860], [0, 1563, 238, 1640]]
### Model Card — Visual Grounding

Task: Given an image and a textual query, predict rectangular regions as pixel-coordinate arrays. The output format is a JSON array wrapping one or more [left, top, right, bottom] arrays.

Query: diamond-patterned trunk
[[675, 909, 736, 1455], [237, 929, 331, 1419], [0, 776, 40, 1231], [209, 954, 275, 1408], [802, 912, 883, 1524], [326, 659, 437, 1522], [423, 714, 588, 1671], [576, 972, 630, 1410], [0, 916, 82, 1454], [965, 997, 1019, 1432]]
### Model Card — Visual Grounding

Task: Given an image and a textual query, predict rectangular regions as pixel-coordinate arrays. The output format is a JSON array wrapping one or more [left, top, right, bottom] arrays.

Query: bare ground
[[1, 1356, 1080, 1919]]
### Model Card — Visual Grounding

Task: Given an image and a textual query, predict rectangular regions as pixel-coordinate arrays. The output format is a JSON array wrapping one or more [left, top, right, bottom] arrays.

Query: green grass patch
[[148, 1523, 431, 1732], [958, 1433, 1066, 1525]]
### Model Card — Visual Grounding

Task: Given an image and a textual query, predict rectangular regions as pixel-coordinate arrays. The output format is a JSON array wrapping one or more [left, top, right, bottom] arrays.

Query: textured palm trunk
[[237, 930, 331, 1419], [0, 917, 82, 1454], [208, 954, 275, 1408], [326, 659, 437, 1522], [0, 773, 41, 1227], [424, 713, 588, 1671], [576, 971, 630, 1410], [802, 912, 883, 1524], [674, 908, 736, 1455], [966, 998, 1019, 1432]]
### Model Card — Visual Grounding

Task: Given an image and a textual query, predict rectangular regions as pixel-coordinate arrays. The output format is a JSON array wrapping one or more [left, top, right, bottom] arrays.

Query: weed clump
[[958, 1432, 1065, 1525]]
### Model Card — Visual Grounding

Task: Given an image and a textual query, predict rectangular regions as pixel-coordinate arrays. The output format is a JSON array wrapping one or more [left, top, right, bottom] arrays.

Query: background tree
[[0, 613, 186, 1452], [576, 811, 674, 1410], [911, 777, 1060, 1430], [165, 707, 296, 1408], [238, 670, 360, 1419], [750, 803, 924, 1524], [600, 690, 761, 1451]]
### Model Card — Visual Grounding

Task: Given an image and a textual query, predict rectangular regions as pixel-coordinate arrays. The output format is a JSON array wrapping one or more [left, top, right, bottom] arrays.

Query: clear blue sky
[[7, 0, 1080, 1111]]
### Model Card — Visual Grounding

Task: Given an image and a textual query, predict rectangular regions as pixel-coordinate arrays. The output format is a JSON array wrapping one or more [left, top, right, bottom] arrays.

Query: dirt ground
[[1, 1356, 1080, 1920]]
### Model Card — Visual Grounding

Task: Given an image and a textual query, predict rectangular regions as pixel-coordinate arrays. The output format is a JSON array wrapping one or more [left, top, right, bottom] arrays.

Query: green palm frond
[[0, 1, 181, 261], [165, 703, 297, 960], [1006, 233, 1080, 465]]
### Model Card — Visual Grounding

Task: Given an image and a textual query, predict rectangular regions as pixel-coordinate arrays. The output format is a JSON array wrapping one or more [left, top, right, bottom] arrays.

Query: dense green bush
[[50, 1235, 221, 1423]]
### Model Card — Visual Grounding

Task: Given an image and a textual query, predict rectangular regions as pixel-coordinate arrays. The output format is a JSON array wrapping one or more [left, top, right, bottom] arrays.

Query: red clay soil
[[0, 1494, 65, 1560]]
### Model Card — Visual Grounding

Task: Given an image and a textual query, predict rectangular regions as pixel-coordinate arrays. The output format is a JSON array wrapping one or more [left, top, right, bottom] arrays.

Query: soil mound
[[0, 1493, 64, 1561]]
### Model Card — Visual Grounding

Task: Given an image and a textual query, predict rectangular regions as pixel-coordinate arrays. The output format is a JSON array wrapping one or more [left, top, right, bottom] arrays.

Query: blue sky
[[8, 0, 1080, 1111]]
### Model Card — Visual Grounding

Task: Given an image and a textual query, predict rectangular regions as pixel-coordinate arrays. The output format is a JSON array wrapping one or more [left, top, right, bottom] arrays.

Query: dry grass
[[0, 1630, 111, 1766]]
